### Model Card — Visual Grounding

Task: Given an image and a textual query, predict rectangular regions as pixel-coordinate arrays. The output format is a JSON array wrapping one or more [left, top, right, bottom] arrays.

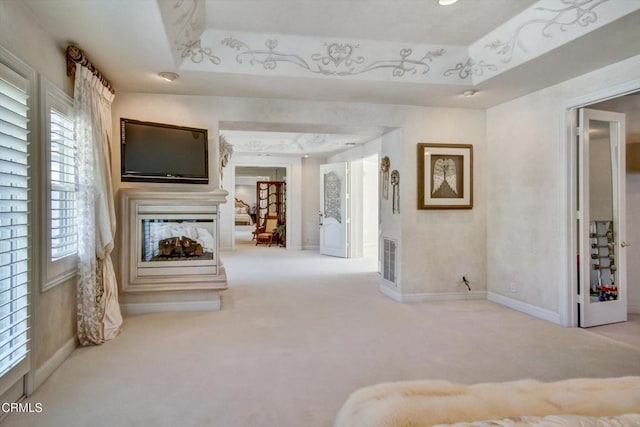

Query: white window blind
[[50, 108, 77, 261], [0, 64, 30, 377]]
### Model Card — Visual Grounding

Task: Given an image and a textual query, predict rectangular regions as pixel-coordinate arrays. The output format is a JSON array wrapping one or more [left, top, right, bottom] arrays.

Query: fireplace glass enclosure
[[137, 214, 217, 276]]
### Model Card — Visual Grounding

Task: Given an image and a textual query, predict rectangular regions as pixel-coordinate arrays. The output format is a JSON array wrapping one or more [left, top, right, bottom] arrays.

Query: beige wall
[[486, 53, 640, 321], [33, 281, 77, 368], [401, 110, 486, 295], [0, 1, 77, 376], [112, 93, 485, 297], [234, 185, 255, 207]]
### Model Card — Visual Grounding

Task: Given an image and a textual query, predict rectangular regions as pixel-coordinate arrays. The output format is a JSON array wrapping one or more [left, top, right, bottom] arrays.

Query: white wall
[[329, 138, 382, 259], [486, 53, 640, 324], [0, 2, 71, 95], [380, 130, 404, 290], [362, 155, 379, 259]]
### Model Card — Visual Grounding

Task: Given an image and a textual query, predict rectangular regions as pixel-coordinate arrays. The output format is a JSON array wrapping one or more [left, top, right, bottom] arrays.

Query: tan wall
[[34, 280, 77, 368]]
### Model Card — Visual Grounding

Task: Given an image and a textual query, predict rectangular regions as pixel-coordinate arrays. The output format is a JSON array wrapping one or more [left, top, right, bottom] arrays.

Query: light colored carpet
[[5, 246, 640, 427], [587, 314, 640, 349]]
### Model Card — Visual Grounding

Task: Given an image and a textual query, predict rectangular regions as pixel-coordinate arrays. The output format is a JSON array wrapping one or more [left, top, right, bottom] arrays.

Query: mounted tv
[[120, 118, 209, 184]]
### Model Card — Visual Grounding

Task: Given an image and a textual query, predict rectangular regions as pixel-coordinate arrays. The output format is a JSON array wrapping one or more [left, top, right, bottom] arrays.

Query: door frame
[[563, 78, 640, 327], [319, 161, 350, 258], [223, 156, 300, 252], [230, 162, 291, 251]]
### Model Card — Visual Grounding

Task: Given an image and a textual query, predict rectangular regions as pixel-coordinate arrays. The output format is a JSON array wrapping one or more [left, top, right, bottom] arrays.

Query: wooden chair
[[254, 214, 278, 246]]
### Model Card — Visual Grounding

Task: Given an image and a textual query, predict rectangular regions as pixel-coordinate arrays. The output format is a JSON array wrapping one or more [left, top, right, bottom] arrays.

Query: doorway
[[233, 166, 286, 247], [568, 89, 640, 327], [319, 154, 379, 260]]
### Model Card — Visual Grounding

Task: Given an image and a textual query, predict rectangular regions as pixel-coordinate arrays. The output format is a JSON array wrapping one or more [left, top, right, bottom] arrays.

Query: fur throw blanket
[[334, 377, 640, 427]]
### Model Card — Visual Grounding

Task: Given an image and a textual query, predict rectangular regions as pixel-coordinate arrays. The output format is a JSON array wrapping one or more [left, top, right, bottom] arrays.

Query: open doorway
[[319, 152, 380, 261], [568, 89, 640, 328], [219, 125, 389, 259], [233, 166, 286, 247]]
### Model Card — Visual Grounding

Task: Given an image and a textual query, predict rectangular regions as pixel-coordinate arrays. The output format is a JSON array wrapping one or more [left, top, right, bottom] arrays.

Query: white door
[[578, 108, 628, 327], [320, 162, 349, 257]]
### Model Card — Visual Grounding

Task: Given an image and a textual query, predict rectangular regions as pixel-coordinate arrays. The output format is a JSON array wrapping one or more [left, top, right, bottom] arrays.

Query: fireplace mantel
[[119, 189, 228, 314]]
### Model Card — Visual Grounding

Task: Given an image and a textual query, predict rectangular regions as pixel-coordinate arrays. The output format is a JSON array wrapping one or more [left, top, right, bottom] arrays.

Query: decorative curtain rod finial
[[66, 44, 115, 94]]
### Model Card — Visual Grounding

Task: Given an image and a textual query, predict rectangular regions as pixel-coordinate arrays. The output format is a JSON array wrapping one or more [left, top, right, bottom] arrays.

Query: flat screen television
[[120, 118, 209, 184]]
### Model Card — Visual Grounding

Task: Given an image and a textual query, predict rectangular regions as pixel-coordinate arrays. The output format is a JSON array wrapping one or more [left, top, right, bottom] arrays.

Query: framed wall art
[[417, 143, 473, 209]]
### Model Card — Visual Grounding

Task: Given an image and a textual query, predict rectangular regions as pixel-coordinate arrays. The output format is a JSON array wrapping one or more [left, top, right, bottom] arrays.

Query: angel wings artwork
[[431, 156, 461, 198]]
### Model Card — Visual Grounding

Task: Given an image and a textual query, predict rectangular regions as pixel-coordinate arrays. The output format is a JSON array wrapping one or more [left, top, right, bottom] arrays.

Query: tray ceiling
[[21, 0, 640, 155]]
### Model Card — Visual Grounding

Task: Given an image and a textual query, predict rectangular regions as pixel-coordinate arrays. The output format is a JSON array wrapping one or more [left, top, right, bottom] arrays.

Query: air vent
[[382, 238, 397, 285]]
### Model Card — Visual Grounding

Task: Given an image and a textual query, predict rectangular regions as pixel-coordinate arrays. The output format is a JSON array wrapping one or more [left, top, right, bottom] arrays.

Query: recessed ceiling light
[[158, 71, 179, 82], [303, 154, 309, 158], [462, 89, 478, 97], [438, 0, 459, 5]]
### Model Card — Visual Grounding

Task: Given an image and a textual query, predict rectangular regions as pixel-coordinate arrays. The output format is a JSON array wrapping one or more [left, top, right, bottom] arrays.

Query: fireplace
[[119, 189, 228, 314], [138, 214, 217, 276]]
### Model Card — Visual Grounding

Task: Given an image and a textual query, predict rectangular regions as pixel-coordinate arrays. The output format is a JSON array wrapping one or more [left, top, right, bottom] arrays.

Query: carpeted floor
[[5, 239, 640, 427]]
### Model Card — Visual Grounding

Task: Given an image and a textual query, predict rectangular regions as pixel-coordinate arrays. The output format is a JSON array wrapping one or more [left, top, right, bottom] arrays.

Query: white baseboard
[[487, 292, 562, 325], [302, 245, 319, 251], [628, 303, 640, 314], [379, 284, 486, 302], [122, 299, 221, 316], [34, 337, 77, 391]]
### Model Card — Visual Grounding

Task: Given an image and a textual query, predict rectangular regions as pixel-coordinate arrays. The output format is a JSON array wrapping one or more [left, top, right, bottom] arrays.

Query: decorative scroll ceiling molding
[[159, 0, 640, 86], [223, 130, 368, 155], [469, 0, 640, 84], [158, 0, 208, 67], [183, 29, 466, 85]]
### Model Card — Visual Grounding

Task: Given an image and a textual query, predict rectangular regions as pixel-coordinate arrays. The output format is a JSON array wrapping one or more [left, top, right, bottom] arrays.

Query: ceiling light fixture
[[158, 71, 179, 82], [462, 89, 478, 97], [438, 0, 459, 5]]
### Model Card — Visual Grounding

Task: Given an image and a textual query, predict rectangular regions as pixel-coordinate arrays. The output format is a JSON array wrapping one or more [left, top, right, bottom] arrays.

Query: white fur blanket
[[436, 414, 640, 426], [334, 377, 640, 427]]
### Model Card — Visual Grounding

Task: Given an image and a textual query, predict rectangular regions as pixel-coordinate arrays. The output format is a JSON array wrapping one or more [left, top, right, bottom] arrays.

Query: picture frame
[[417, 143, 473, 209]]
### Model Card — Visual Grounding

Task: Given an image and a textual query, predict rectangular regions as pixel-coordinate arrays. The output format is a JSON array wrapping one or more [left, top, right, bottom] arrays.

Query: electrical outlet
[[509, 282, 518, 293]]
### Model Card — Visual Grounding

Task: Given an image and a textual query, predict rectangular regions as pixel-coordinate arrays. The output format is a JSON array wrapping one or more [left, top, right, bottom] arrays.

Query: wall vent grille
[[382, 237, 397, 285]]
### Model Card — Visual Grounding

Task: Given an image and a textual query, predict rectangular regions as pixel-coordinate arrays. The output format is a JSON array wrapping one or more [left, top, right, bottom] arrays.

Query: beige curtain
[[74, 65, 122, 345]]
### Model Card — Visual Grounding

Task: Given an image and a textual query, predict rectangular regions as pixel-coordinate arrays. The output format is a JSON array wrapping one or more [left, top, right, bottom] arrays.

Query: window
[[0, 59, 31, 384], [50, 108, 76, 260], [42, 81, 77, 289]]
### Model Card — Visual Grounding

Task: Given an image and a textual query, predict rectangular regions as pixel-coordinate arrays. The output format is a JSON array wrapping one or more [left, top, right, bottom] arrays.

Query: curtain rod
[[66, 45, 115, 94]]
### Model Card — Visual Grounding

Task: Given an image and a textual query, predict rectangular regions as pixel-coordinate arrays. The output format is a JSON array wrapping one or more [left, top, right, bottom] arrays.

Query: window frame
[[0, 44, 35, 399], [40, 78, 77, 291]]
